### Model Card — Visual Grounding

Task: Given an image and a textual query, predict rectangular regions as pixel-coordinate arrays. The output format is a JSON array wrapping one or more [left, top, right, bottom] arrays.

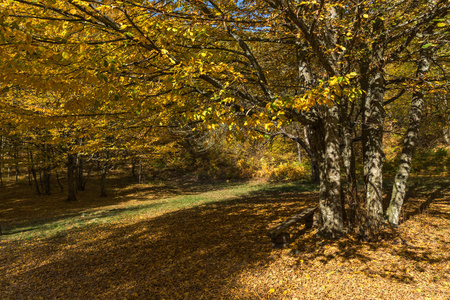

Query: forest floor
[[0, 174, 449, 299]]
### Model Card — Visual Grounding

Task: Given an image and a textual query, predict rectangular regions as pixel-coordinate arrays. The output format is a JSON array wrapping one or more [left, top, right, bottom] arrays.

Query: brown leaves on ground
[[0, 176, 449, 299]]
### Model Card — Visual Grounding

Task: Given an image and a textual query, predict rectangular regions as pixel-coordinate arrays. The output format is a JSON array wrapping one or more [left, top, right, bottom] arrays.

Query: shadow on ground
[[1, 177, 448, 299], [0, 182, 317, 299]]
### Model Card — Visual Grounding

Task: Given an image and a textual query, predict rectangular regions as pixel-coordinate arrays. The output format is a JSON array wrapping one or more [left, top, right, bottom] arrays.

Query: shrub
[[268, 162, 310, 182]]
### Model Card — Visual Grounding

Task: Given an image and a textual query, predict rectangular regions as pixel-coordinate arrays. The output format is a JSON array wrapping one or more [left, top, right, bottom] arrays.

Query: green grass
[[2, 180, 318, 241]]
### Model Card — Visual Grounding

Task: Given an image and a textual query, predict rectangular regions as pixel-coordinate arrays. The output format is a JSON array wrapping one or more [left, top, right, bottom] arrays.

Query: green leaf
[[421, 43, 433, 49]]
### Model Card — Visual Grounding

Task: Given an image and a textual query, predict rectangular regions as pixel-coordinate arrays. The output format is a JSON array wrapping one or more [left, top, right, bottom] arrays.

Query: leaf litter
[[0, 176, 448, 299]]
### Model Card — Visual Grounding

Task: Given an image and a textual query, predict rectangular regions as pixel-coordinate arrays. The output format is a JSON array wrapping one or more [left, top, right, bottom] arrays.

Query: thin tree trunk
[[43, 167, 51, 195], [296, 141, 302, 163], [29, 150, 41, 195], [304, 126, 319, 182], [67, 153, 77, 201], [39, 168, 44, 194], [100, 163, 108, 197], [14, 147, 20, 182], [385, 41, 432, 225], [31, 167, 41, 195], [131, 158, 136, 177], [138, 159, 144, 184], [442, 96, 449, 144], [100, 152, 109, 197], [56, 170, 64, 193], [0, 136, 3, 188], [28, 167, 32, 186], [76, 154, 85, 191]]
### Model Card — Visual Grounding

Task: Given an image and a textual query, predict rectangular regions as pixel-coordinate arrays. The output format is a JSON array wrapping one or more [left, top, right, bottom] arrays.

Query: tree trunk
[[296, 141, 302, 163], [442, 96, 449, 144], [67, 153, 77, 201], [138, 159, 144, 184], [341, 123, 358, 228], [319, 107, 344, 237], [31, 167, 41, 195], [310, 108, 344, 238], [42, 167, 51, 195], [29, 150, 41, 195], [304, 126, 319, 183], [100, 166, 107, 197], [385, 42, 432, 225], [76, 154, 85, 191], [56, 170, 64, 193], [362, 70, 386, 234], [360, 18, 387, 236], [14, 147, 20, 182], [131, 158, 136, 177], [100, 154, 109, 197], [0, 136, 3, 188]]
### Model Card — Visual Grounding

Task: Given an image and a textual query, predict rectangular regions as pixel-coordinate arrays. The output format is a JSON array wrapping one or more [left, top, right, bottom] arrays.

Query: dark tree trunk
[[385, 40, 432, 225], [31, 167, 41, 195], [67, 153, 77, 201], [28, 149, 41, 195], [99, 151, 110, 197], [304, 126, 319, 183], [310, 155, 320, 183], [100, 163, 108, 197], [131, 159, 136, 177], [0, 136, 3, 188], [138, 159, 144, 184], [39, 168, 44, 194], [42, 167, 51, 195], [76, 155, 85, 191], [341, 125, 358, 228], [13, 148, 20, 182], [28, 167, 32, 186], [56, 170, 64, 193]]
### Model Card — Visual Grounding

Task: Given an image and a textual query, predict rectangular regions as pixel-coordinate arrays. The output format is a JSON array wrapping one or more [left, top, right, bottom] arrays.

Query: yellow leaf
[[269, 288, 275, 293], [264, 123, 273, 130]]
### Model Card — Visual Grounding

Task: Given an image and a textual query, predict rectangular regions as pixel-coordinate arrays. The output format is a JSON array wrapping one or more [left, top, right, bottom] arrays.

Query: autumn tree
[[1, 0, 449, 238]]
